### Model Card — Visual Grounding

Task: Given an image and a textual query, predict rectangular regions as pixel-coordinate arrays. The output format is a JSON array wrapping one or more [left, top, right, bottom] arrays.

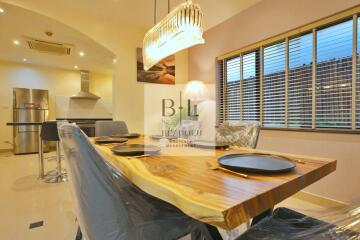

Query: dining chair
[[214, 121, 261, 239], [95, 120, 129, 137], [216, 121, 260, 149], [58, 123, 217, 240], [174, 120, 201, 139], [236, 207, 360, 240]]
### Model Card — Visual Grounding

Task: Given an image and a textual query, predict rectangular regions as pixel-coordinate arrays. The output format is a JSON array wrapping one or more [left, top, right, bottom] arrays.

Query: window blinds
[[357, 17, 360, 128], [316, 20, 353, 129], [288, 33, 313, 128], [216, 14, 360, 132], [225, 56, 241, 121], [216, 59, 225, 124], [242, 50, 260, 121], [263, 42, 286, 127]]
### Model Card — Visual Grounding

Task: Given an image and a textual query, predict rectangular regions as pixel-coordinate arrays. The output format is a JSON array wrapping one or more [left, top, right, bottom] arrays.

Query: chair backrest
[[174, 120, 201, 139], [216, 121, 260, 149], [59, 124, 130, 239], [41, 121, 60, 141], [95, 121, 129, 137], [58, 124, 196, 240]]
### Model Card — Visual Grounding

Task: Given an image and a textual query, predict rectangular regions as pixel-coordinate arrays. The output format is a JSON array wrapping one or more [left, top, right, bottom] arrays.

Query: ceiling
[[0, 0, 261, 31], [0, 2, 115, 74], [44, 0, 261, 31], [0, 0, 260, 73]]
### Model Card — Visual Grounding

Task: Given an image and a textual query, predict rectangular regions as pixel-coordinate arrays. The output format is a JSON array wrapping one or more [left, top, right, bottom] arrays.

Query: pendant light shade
[[143, 0, 205, 70]]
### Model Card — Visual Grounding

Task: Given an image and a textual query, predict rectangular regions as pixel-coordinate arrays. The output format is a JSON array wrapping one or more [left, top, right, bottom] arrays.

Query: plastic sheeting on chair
[[237, 206, 360, 240], [95, 121, 129, 137], [216, 121, 260, 149], [58, 124, 203, 240], [174, 120, 201, 140]]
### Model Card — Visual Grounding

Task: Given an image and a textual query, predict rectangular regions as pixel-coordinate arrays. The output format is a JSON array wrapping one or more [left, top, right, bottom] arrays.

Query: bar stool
[[41, 121, 67, 183]]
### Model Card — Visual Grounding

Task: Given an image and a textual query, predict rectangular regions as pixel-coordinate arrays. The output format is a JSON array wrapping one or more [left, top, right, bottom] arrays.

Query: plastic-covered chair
[[95, 121, 129, 137], [216, 121, 260, 149], [58, 123, 208, 240], [174, 120, 201, 140], [236, 207, 360, 240]]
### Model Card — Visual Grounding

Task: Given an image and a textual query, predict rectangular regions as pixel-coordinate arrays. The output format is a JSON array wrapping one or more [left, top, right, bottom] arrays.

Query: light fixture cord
[[154, 0, 170, 24], [154, 0, 157, 24]]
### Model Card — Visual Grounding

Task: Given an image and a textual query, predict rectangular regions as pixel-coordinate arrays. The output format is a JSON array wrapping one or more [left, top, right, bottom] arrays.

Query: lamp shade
[[183, 80, 209, 102], [143, 1, 205, 71]]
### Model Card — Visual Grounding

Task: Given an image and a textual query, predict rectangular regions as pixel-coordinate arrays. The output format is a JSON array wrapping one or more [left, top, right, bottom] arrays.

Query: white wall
[[258, 130, 360, 203], [112, 48, 189, 134], [55, 96, 112, 119]]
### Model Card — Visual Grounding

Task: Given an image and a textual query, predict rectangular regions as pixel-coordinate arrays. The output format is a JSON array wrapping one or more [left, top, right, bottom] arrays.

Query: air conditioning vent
[[26, 38, 72, 56]]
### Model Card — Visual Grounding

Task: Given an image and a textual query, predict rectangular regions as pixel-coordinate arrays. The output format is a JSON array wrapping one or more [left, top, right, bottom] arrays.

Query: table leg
[[191, 223, 223, 240], [38, 125, 44, 179], [251, 208, 273, 226], [203, 224, 223, 240]]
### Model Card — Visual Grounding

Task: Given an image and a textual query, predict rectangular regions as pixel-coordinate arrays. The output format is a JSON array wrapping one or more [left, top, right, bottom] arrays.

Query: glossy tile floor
[[0, 151, 326, 240], [0, 151, 76, 240]]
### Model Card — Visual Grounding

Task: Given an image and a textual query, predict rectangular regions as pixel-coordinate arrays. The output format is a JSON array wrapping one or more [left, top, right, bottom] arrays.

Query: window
[[216, 59, 225, 124], [357, 17, 360, 128], [263, 42, 286, 127], [225, 56, 241, 120], [242, 50, 260, 121], [288, 33, 313, 128], [316, 20, 353, 128], [216, 11, 360, 132]]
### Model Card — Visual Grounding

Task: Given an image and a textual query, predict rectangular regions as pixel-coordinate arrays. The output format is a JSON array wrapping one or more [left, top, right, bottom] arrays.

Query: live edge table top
[[92, 136, 336, 230]]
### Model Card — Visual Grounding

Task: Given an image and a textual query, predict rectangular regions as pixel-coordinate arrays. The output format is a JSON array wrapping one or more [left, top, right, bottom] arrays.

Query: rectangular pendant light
[[143, 0, 205, 70]]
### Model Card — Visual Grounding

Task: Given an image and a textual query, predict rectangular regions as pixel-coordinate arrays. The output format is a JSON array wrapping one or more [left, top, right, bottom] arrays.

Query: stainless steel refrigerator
[[13, 88, 49, 154]]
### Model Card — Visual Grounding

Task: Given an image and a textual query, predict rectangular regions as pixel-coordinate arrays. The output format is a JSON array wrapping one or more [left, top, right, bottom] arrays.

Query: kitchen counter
[[6, 122, 43, 126], [56, 118, 112, 137], [56, 118, 112, 121]]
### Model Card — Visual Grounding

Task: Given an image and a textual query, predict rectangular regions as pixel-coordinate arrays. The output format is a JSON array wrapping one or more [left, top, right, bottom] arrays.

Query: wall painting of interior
[[136, 48, 175, 84]]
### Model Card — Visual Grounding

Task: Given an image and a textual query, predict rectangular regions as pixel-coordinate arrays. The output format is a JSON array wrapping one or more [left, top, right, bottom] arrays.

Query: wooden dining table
[[93, 136, 336, 232]]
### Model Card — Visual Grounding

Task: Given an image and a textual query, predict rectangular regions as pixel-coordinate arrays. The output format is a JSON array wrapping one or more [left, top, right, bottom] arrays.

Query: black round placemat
[[150, 135, 178, 140], [111, 144, 161, 156], [95, 137, 128, 144], [190, 140, 229, 149], [111, 133, 141, 139], [218, 153, 295, 174]]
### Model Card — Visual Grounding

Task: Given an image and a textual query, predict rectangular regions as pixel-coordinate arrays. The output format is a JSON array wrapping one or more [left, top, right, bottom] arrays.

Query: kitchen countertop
[[56, 118, 112, 120], [6, 122, 43, 126]]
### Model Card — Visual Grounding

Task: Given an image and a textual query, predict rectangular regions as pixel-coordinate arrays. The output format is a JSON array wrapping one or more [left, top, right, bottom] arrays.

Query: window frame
[[216, 6, 360, 134]]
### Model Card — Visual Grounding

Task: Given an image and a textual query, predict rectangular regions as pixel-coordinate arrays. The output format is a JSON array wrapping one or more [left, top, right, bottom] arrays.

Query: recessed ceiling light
[[0, 8, 4, 13], [74, 65, 78, 69], [13, 40, 20, 45], [79, 51, 85, 57], [23, 58, 27, 62], [112, 58, 117, 64]]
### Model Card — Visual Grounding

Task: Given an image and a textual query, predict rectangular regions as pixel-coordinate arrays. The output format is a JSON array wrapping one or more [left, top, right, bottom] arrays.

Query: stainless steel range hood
[[71, 70, 100, 100]]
